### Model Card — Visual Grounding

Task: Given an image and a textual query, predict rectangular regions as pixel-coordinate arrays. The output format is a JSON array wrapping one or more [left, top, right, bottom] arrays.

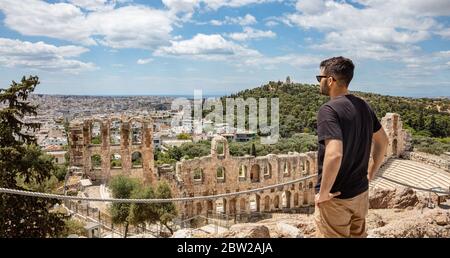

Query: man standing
[[314, 56, 389, 238]]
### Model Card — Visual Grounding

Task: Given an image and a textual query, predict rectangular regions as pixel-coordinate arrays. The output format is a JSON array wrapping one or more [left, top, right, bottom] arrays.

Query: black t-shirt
[[315, 94, 382, 199]]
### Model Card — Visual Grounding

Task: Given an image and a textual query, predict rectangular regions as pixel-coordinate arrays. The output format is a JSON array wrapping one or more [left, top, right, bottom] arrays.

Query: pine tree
[[0, 76, 66, 237]]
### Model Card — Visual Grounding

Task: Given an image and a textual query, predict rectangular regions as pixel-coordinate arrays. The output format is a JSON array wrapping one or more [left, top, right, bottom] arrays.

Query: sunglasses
[[316, 75, 336, 82]]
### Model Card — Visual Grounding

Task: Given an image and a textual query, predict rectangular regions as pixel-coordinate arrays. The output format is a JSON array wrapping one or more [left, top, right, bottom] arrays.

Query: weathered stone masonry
[[69, 115, 155, 184], [69, 113, 410, 218]]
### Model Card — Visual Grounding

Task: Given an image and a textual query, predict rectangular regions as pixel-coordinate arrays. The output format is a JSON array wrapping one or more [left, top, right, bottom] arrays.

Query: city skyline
[[0, 0, 449, 97]]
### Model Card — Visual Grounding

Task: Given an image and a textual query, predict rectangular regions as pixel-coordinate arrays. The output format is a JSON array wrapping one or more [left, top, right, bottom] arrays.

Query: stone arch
[[91, 121, 102, 145], [239, 198, 246, 213], [239, 164, 247, 179], [130, 120, 143, 145], [299, 182, 303, 190], [229, 198, 237, 214], [110, 119, 121, 145], [273, 195, 280, 209], [215, 199, 227, 213], [216, 166, 225, 180], [207, 200, 213, 214], [249, 194, 260, 212], [303, 194, 308, 205], [264, 196, 270, 211], [263, 163, 272, 178], [131, 151, 143, 168], [193, 168, 203, 182], [283, 161, 291, 176], [250, 164, 260, 183], [110, 153, 122, 169], [211, 135, 229, 158], [294, 192, 299, 207], [282, 191, 291, 208], [306, 160, 311, 174], [308, 181, 313, 189], [91, 154, 102, 170]]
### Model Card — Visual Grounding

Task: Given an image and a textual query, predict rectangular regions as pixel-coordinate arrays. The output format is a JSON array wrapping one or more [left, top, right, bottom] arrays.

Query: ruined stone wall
[[380, 113, 412, 158], [68, 115, 155, 184], [169, 135, 318, 218], [69, 113, 410, 219]]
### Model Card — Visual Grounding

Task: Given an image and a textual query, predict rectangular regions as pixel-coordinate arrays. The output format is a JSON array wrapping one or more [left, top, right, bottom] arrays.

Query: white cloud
[[284, 0, 446, 63], [88, 6, 174, 49], [154, 33, 261, 61], [295, 0, 326, 14], [137, 58, 154, 64], [0, 38, 95, 73], [162, 0, 201, 14], [153, 33, 321, 70], [227, 27, 276, 41], [210, 14, 257, 26], [0, 0, 175, 49]]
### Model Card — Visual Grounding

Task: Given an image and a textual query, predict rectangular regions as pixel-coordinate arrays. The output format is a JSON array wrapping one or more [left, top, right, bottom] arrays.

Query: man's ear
[[328, 77, 334, 87]]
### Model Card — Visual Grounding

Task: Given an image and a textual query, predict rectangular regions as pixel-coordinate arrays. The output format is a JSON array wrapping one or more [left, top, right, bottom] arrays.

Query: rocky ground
[[172, 187, 450, 238]]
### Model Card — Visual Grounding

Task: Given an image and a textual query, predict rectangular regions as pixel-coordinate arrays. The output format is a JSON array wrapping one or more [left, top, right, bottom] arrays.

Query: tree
[[109, 176, 177, 237], [251, 143, 256, 156], [108, 175, 139, 238], [0, 76, 66, 237], [154, 181, 177, 235]]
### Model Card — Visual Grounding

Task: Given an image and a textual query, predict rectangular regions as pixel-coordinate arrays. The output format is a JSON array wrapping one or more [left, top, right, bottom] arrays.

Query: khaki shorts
[[314, 190, 369, 238]]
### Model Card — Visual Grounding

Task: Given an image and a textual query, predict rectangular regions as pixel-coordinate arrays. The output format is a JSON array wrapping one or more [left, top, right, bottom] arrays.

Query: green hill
[[219, 81, 450, 155]]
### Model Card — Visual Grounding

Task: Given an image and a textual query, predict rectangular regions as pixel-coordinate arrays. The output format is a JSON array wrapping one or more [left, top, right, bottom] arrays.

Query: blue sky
[[0, 0, 449, 97]]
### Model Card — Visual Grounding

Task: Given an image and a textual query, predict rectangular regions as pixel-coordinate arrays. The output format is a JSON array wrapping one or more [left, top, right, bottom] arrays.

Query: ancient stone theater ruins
[[69, 113, 413, 218]]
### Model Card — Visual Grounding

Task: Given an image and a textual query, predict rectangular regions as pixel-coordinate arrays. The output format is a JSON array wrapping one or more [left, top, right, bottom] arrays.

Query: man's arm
[[368, 127, 389, 181], [316, 139, 343, 204]]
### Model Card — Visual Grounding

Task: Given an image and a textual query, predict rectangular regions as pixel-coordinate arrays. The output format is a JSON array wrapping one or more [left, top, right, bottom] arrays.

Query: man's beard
[[320, 82, 330, 96]]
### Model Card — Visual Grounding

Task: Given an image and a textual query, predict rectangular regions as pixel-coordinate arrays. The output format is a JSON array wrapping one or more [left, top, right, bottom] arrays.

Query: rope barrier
[[0, 174, 318, 203]]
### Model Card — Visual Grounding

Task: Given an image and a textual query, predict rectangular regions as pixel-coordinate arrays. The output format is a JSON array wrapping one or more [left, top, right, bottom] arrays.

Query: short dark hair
[[320, 56, 354, 87]]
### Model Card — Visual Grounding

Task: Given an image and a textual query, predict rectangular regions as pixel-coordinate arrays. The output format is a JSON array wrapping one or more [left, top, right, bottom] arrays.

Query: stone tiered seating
[[370, 159, 450, 194]]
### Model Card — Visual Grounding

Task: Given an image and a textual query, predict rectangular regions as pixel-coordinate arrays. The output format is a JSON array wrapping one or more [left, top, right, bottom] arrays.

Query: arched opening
[[130, 121, 143, 145], [91, 154, 102, 170], [273, 195, 280, 209], [239, 164, 247, 179], [282, 191, 291, 208], [294, 193, 299, 207], [306, 160, 311, 174], [110, 153, 122, 169], [196, 202, 203, 215], [91, 121, 102, 145], [250, 164, 260, 183], [263, 163, 272, 178], [216, 166, 225, 180], [308, 182, 313, 190], [193, 168, 203, 182], [229, 199, 237, 215], [283, 162, 290, 175], [249, 194, 260, 212], [303, 195, 308, 205], [299, 182, 303, 190], [264, 196, 270, 211], [131, 151, 143, 168], [217, 142, 225, 156], [110, 120, 121, 145], [239, 198, 246, 213], [392, 139, 398, 156], [215, 199, 227, 213], [207, 200, 213, 214]]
